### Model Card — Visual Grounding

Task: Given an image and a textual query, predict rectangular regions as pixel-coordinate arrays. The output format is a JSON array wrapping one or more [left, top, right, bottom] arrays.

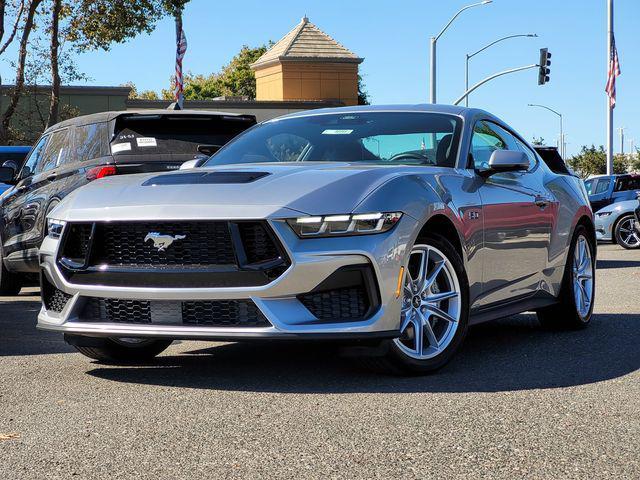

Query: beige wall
[[255, 61, 359, 106]]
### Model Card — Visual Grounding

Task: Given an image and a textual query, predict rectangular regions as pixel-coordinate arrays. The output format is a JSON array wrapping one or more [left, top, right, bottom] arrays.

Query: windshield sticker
[[322, 129, 354, 135], [111, 142, 131, 154], [136, 137, 157, 147]]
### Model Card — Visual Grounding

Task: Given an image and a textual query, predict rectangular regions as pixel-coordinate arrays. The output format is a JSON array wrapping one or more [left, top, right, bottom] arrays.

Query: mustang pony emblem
[[144, 232, 186, 252]]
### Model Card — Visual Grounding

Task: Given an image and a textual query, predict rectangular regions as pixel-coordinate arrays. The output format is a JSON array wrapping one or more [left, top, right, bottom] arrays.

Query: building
[[0, 16, 362, 144], [251, 17, 363, 106]]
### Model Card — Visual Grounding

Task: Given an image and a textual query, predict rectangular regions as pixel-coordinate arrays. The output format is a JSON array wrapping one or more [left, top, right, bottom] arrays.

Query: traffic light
[[538, 48, 551, 85]]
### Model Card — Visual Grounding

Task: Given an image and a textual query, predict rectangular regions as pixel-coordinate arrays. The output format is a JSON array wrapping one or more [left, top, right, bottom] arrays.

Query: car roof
[[269, 104, 483, 121], [44, 109, 257, 133], [0, 146, 31, 153]]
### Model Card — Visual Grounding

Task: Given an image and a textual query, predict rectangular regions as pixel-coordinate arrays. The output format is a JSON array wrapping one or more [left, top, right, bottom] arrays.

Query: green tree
[[122, 81, 160, 100], [357, 74, 369, 105], [531, 136, 545, 146], [567, 145, 629, 178]]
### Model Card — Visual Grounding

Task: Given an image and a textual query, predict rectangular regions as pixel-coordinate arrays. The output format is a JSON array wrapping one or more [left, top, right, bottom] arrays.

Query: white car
[[594, 199, 640, 249]]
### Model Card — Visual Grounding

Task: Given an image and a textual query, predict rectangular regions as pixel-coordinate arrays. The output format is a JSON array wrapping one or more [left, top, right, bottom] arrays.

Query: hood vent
[[142, 171, 270, 186]]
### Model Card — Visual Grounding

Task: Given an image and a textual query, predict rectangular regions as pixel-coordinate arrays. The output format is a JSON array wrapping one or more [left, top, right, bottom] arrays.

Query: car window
[[614, 176, 640, 192], [38, 129, 71, 173], [514, 138, 538, 170], [74, 123, 108, 162], [20, 136, 49, 179], [594, 179, 611, 195], [584, 179, 594, 195], [470, 121, 519, 170], [206, 112, 463, 168]]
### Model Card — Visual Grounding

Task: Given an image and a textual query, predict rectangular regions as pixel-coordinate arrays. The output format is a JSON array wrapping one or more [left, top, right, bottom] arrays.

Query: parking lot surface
[[0, 244, 638, 479]]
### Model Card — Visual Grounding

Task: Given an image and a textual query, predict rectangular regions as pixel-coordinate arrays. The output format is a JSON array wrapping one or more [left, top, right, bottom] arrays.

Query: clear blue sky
[[2, 0, 638, 156]]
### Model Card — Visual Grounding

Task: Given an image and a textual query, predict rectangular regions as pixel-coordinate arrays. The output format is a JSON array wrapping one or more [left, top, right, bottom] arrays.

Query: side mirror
[[479, 150, 529, 177], [179, 158, 207, 170], [197, 144, 222, 156], [0, 165, 16, 183]]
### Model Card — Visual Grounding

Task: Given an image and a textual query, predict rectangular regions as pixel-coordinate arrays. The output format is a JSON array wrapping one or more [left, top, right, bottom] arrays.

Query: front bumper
[[37, 216, 416, 340], [595, 214, 614, 242]]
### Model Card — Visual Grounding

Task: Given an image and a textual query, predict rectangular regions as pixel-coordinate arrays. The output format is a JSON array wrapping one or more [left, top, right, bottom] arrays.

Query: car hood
[[595, 199, 638, 214], [52, 162, 423, 222]]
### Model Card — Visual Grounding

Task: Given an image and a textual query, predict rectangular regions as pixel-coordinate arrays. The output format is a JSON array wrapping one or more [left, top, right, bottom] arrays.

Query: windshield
[[205, 112, 462, 168]]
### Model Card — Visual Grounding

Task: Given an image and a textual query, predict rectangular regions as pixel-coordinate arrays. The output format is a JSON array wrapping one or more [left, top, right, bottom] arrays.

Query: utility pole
[[528, 104, 563, 158], [606, 0, 614, 175]]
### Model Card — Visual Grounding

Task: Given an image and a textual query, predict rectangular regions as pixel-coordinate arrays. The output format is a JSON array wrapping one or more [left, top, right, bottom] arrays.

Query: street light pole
[[528, 104, 564, 158], [430, 1, 492, 103], [465, 33, 537, 107], [454, 64, 538, 106]]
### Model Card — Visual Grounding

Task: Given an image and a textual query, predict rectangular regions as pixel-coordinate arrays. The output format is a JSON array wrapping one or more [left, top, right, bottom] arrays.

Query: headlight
[[595, 211, 612, 217], [286, 212, 402, 238], [47, 219, 66, 239]]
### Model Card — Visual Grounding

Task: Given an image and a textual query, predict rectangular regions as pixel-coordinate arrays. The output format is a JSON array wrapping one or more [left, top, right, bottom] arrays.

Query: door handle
[[46, 173, 58, 181], [535, 196, 551, 209], [16, 185, 27, 193]]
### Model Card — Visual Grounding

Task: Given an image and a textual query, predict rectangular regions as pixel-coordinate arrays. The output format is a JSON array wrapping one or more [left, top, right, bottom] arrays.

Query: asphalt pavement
[[0, 244, 638, 479]]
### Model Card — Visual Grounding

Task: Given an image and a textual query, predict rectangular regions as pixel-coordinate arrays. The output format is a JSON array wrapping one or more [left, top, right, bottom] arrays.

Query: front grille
[[237, 222, 280, 264], [41, 277, 72, 313], [182, 300, 269, 327], [93, 221, 237, 267], [299, 286, 369, 321], [82, 298, 152, 323], [80, 298, 269, 327], [62, 224, 92, 262]]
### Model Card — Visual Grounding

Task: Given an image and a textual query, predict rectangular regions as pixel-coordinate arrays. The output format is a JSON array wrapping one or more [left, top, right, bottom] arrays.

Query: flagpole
[[606, 0, 614, 175]]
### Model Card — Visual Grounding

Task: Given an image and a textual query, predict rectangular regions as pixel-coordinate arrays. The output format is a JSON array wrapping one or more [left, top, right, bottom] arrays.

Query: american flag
[[174, 29, 187, 107], [605, 36, 621, 108]]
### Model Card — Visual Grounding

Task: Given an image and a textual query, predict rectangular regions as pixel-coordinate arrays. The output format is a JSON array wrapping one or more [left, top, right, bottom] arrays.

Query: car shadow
[[87, 313, 639, 394], [597, 259, 640, 269], [0, 292, 76, 356]]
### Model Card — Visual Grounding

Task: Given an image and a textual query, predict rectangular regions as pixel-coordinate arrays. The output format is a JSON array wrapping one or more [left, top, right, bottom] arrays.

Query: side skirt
[[469, 292, 558, 325]]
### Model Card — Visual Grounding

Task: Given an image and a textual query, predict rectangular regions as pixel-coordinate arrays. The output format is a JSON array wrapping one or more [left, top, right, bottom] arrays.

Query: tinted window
[[514, 138, 538, 170], [110, 115, 254, 157], [614, 176, 640, 192], [38, 129, 71, 173], [470, 121, 519, 170], [594, 179, 611, 195], [74, 123, 107, 162], [20, 136, 49, 179], [206, 112, 462, 167]]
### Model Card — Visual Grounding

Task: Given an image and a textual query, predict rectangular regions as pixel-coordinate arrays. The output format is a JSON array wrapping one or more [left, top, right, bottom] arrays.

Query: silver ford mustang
[[38, 105, 596, 374]]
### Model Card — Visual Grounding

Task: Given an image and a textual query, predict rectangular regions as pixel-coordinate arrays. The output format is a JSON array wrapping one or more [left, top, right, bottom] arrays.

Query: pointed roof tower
[[251, 16, 363, 69]]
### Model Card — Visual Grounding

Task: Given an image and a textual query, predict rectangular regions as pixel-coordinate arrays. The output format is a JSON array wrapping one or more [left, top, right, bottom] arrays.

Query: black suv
[[0, 109, 256, 294]]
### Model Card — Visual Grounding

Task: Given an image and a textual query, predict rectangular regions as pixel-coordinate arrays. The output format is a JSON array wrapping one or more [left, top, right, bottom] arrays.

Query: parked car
[[0, 146, 31, 196], [585, 173, 640, 212], [38, 105, 595, 375], [0, 110, 256, 294], [594, 198, 640, 249]]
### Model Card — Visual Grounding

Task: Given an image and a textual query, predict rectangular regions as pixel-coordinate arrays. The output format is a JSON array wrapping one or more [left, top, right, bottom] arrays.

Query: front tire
[[363, 234, 470, 375], [66, 336, 172, 364], [537, 225, 595, 329], [614, 214, 640, 249], [0, 239, 22, 296]]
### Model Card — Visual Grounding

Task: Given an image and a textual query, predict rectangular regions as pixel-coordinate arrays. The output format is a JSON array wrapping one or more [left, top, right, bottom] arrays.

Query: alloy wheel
[[572, 235, 594, 320], [394, 244, 462, 360], [617, 217, 640, 248]]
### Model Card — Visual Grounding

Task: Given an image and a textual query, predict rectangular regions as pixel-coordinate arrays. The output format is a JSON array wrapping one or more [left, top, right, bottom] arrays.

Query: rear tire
[[614, 214, 640, 249], [360, 233, 469, 375], [537, 225, 595, 329], [67, 336, 172, 364]]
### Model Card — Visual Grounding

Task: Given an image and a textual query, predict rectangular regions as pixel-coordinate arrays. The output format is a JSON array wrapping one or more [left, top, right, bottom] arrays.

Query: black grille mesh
[[62, 224, 92, 261], [42, 278, 72, 313], [182, 300, 269, 327], [238, 222, 280, 264], [94, 221, 237, 267], [82, 298, 152, 323], [299, 286, 369, 321], [80, 298, 269, 327]]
